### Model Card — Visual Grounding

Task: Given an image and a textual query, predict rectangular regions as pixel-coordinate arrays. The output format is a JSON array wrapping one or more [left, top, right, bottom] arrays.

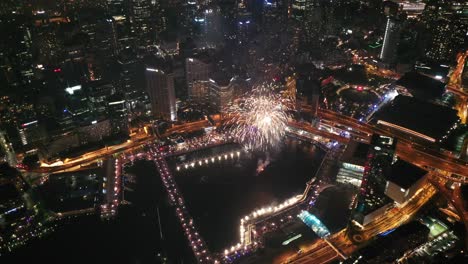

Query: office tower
[[107, 94, 129, 135], [145, 67, 177, 121], [291, 0, 312, 21], [117, 50, 138, 93], [87, 82, 117, 115], [130, 0, 152, 50], [0, 15, 34, 91], [186, 55, 213, 100], [107, 0, 127, 17], [349, 135, 397, 226], [77, 12, 119, 79], [380, 1, 402, 65], [17, 120, 48, 147]]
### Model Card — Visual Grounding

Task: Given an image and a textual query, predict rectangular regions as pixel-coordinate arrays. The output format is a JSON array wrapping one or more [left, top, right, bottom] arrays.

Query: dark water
[[2, 160, 193, 264], [169, 137, 326, 253], [2, 138, 325, 263]]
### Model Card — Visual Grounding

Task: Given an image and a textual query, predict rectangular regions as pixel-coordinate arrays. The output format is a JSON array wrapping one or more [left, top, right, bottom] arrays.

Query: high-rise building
[[0, 15, 34, 91], [183, 0, 199, 37], [423, 0, 468, 62], [87, 82, 117, 114], [384, 159, 428, 205], [199, 5, 222, 46], [130, 0, 152, 50], [107, 94, 128, 135], [349, 134, 397, 226], [380, 1, 403, 65], [186, 55, 213, 99], [145, 67, 177, 121], [291, 0, 312, 21], [116, 48, 140, 111], [191, 73, 241, 112], [106, 0, 127, 17], [77, 12, 119, 79], [17, 120, 48, 147]]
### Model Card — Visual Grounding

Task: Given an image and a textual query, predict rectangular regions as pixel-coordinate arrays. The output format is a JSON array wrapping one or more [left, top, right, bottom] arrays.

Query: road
[[315, 109, 468, 179], [281, 175, 439, 264], [36, 132, 155, 173], [100, 157, 120, 218]]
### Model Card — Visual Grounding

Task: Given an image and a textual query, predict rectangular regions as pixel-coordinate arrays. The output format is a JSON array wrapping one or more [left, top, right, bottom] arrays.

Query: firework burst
[[226, 83, 292, 151]]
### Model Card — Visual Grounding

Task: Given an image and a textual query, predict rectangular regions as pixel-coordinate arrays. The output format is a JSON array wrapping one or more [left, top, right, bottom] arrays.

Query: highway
[[35, 132, 155, 173], [37, 105, 467, 180], [315, 109, 468, 179], [100, 157, 121, 218], [281, 175, 439, 264]]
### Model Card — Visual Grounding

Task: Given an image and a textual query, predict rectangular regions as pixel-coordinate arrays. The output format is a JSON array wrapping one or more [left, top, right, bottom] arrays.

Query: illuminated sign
[[109, 100, 125, 105], [21, 120, 38, 128], [146, 68, 164, 74], [282, 234, 302, 245], [65, 85, 82, 95]]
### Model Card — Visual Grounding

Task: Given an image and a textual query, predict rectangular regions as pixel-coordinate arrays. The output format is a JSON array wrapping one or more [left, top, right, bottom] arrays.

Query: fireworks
[[226, 83, 292, 151]]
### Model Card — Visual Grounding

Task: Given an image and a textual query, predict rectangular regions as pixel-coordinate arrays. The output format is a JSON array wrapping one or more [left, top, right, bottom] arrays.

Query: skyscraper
[[291, 0, 312, 21], [106, 0, 127, 17], [0, 15, 34, 90], [349, 135, 397, 227], [145, 67, 177, 121], [186, 55, 213, 99], [130, 0, 152, 50], [380, 1, 402, 65]]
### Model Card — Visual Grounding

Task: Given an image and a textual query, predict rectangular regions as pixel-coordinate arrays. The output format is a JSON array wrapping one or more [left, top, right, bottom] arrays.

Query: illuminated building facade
[[384, 160, 428, 205], [145, 67, 177, 121], [186, 56, 213, 99], [17, 120, 47, 147], [130, 0, 152, 49], [380, 1, 402, 65], [337, 141, 370, 187], [76, 119, 112, 144], [350, 134, 397, 226], [190, 79, 235, 112]]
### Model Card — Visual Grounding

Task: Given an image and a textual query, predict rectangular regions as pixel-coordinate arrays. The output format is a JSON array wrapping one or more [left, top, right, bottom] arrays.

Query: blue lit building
[[298, 210, 331, 238]]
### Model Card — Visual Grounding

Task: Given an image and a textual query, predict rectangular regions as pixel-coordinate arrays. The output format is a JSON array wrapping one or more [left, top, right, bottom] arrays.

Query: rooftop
[[395, 71, 445, 100], [385, 159, 427, 189], [372, 95, 459, 142], [340, 140, 371, 167], [333, 64, 368, 85]]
